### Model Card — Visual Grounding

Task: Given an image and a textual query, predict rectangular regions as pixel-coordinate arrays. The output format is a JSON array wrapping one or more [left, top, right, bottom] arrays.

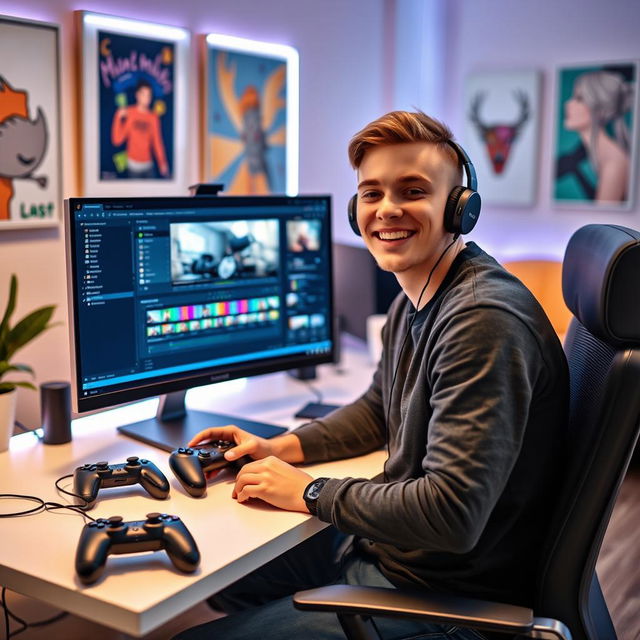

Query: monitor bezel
[[64, 194, 335, 415]]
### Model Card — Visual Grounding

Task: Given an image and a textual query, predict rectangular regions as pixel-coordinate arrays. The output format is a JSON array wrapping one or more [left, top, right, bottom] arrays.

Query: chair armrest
[[293, 584, 534, 635]]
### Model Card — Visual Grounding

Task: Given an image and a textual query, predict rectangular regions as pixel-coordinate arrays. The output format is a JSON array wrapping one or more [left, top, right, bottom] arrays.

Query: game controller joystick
[[169, 440, 248, 497], [73, 457, 170, 509], [75, 512, 200, 584]]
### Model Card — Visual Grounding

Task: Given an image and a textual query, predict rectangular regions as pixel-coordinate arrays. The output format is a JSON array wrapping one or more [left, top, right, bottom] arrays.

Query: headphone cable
[[382, 235, 460, 480]]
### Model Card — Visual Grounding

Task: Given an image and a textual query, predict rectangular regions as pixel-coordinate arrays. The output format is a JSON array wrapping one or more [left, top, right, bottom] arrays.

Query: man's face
[[356, 142, 459, 289]]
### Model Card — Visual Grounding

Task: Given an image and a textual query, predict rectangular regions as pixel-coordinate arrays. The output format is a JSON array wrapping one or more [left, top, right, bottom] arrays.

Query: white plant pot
[[0, 388, 18, 453]]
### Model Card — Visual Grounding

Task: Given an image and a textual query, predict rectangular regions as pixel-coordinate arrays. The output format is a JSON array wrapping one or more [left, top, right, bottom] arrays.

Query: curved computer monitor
[[64, 194, 335, 451]]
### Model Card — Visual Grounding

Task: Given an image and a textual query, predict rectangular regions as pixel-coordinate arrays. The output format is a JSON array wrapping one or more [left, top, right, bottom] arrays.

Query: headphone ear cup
[[347, 194, 361, 236], [444, 186, 466, 234], [444, 186, 481, 236]]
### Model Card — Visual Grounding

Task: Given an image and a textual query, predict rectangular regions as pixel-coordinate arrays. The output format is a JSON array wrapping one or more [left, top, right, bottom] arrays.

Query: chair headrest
[[562, 224, 640, 346]]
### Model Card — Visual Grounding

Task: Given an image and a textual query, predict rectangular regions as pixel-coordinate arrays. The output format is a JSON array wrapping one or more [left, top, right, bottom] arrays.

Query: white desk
[[0, 337, 384, 637]]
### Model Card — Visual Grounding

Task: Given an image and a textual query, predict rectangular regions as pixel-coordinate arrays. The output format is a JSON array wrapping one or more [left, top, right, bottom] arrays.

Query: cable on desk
[[12, 421, 42, 441], [1, 587, 68, 639], [0, 475, 95, 521]]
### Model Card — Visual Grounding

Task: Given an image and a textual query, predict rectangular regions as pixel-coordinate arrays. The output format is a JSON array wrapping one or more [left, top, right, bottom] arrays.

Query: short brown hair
[[348, 110, 458, 171]]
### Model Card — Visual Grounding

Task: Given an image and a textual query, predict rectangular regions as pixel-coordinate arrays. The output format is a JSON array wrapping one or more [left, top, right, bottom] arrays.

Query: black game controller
[[75, 512, 200, 584], [169, 440, 248, 497], [73, 457, 170, 509]]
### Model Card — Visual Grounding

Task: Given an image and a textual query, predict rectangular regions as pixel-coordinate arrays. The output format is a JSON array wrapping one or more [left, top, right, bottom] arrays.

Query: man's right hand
[[188, 425, 274, 463], [187, 426, 304, 465]]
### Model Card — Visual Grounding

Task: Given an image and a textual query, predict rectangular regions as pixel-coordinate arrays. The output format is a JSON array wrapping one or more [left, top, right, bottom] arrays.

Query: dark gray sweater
[[295, 243, 568, 605]]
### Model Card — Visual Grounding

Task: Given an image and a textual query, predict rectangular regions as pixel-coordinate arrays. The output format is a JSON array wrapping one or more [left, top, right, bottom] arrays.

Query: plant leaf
[[0, 274, 17, 361], [5, 306, 56, 360], [0, 380, 36, 392], [0, 361, 34, 378]]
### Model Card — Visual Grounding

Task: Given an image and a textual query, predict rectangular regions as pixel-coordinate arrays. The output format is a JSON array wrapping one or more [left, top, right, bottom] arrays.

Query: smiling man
[[175, 111, 569, 640]]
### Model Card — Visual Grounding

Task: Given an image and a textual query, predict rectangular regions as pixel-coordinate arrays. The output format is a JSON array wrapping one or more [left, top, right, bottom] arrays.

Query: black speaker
[[41, 381, 72, 445]]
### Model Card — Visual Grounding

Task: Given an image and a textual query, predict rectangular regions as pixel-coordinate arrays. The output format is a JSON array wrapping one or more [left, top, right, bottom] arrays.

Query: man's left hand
[[233, 456, 314, 513]]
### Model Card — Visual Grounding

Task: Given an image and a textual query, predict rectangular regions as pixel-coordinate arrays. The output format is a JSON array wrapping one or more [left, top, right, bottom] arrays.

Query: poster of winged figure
[[205, 44, 289, 195]]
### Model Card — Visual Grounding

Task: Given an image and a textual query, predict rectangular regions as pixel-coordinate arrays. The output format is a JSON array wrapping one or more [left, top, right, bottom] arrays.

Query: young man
[[174, 111, 568, 640]]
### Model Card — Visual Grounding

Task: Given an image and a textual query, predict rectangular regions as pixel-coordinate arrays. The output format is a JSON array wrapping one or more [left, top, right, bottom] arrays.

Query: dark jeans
[[172, 528, 488, 640]]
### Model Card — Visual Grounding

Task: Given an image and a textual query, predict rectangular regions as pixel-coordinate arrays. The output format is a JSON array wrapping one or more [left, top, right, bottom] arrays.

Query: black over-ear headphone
[[347, 140, 481, 237]]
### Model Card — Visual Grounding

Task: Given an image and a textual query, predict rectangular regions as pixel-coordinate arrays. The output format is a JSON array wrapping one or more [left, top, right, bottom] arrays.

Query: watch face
[[306, 478, 327, 500]]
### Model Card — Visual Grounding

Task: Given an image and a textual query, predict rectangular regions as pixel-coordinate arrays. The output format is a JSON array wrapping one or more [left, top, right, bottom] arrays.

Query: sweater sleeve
[[313, 306, 545, 554], [294, 359, 387, 463]]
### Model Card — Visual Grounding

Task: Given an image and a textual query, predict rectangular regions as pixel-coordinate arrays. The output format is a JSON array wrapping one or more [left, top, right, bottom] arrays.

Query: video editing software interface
[[68, 196, 333, 409]]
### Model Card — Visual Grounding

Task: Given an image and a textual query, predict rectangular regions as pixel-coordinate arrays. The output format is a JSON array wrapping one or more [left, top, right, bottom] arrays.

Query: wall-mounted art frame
[[463, 69, 540, 207], [77, 11, 191, 196], [552, 61, 639, 210], [0, 14, 61, 230], [203, 33, 298, 196]]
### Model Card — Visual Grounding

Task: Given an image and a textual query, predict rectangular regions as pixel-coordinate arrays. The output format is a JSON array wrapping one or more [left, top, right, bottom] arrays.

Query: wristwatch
[[303, 477, 329, 516]]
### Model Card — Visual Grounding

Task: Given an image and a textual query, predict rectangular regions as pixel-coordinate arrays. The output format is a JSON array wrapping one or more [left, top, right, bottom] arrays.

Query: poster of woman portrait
[[553, 61, 639, 209], [77, 11, 191, 196], [204, 34, 299, 196], [0, 15, 61, 230]]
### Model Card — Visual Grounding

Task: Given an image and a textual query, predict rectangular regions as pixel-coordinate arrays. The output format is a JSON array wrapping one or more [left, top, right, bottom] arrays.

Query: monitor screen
[[65, 194, 334, 449]]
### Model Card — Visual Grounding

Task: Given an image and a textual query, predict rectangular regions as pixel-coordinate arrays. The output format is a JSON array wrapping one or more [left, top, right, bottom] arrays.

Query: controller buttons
[[141, 459, 148, 464], [108, 516, 124, 527], [126, 456, 140, 465], [185, 448, 194, 455], [146, 512, 162, 523], [178, 447, 186, 454], [96, 522, 106, 529], [88, 522, 98, 527], [170, 516, 180, 521], [97, 461, 109, 470], [81, 463, 92, 469], [198, 449, 211, 458]]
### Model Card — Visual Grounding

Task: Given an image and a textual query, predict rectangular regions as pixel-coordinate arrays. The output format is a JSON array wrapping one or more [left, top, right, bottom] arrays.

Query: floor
[[3, 466, 639, 639]]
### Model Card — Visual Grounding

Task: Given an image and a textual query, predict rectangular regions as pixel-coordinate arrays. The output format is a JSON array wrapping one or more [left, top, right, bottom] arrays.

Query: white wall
[[441, 0, 640, 262], [0, 0, 387, 425]]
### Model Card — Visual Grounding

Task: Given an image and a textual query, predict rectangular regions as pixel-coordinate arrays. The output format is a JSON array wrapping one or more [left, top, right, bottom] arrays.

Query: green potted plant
[[1, 274, 56, 452]]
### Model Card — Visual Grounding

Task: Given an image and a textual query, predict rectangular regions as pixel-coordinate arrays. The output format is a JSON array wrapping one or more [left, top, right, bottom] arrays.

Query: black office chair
[[294, 224, 640, 640]]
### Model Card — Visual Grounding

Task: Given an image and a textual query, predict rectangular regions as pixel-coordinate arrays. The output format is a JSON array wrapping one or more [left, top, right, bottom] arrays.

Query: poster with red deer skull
[[0, 15, 61, 230], [463, 70, 540, 207]]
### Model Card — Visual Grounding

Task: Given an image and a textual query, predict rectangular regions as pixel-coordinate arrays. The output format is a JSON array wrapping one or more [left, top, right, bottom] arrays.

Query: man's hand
[[188, 425, 275, 463], [233, 456, 313, 512]]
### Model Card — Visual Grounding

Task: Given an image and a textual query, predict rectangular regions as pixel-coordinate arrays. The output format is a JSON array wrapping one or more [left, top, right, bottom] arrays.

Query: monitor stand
[[117, 390, 287, 452]]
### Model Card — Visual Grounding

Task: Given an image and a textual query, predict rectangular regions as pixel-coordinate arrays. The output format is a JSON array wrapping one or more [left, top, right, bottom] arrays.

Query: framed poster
[[77, 11, 191, 196], [553, 61, 639, 209], [463, 70, 540, 207], [204, 34, 298, 196], [0, 15, 61, 230]]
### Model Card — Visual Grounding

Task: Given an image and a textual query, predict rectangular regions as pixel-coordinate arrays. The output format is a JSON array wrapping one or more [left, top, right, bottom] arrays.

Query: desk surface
[[0, 337, 384, 637]]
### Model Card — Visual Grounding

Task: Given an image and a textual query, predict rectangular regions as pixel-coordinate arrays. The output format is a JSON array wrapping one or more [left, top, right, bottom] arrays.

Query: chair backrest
[[536, 224, 640, 640]]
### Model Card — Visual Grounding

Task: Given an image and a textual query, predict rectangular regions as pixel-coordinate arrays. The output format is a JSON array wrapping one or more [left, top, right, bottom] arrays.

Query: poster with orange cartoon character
[[0, 15, 61, 229]]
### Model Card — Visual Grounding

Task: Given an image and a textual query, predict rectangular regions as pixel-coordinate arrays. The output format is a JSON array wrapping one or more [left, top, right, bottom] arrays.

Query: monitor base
[[117, 410, 287, 452]]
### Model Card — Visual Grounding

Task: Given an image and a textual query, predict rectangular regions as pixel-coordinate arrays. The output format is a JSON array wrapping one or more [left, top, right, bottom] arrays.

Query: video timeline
[[146, 296, 280, 338]]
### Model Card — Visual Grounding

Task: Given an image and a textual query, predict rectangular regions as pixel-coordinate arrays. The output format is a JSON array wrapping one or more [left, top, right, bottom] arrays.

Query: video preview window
[[170, 219, 279, 284], [286, 219, 322, 252]]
